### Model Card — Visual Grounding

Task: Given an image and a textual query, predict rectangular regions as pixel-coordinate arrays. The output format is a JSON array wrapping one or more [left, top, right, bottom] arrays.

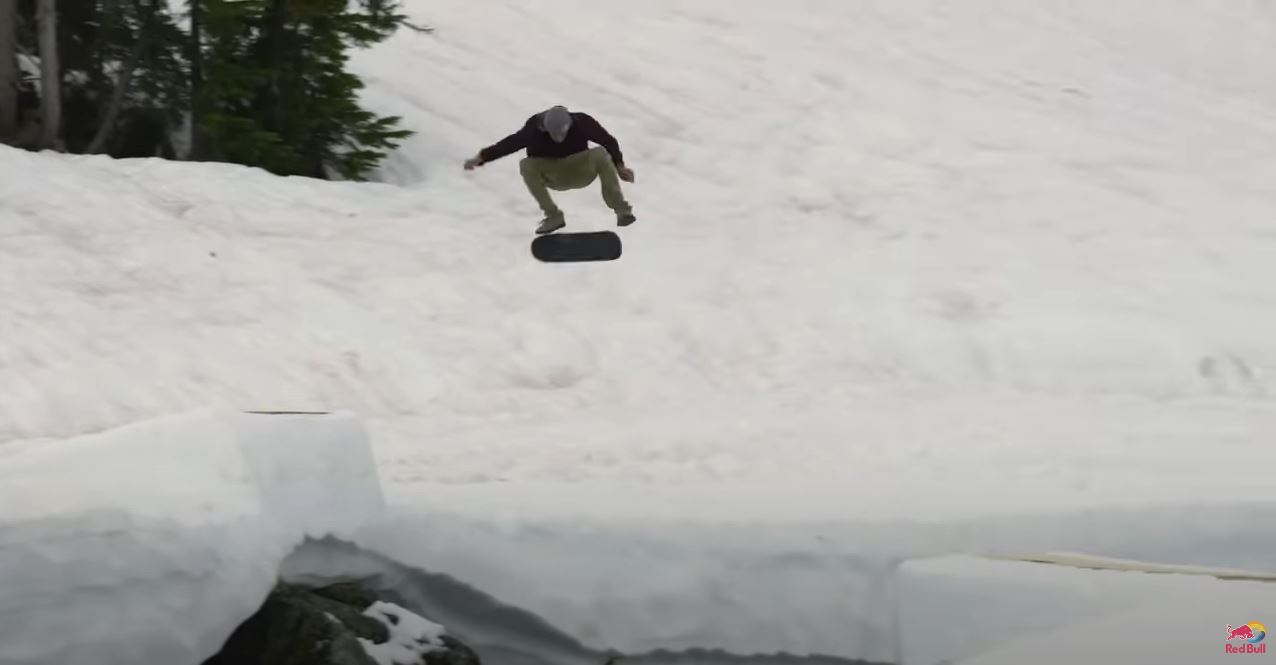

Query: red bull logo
[[1225, 621, 1267, 655]]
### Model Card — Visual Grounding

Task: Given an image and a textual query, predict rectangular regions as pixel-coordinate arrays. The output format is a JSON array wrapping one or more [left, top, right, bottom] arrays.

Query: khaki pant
[[519, 147, 631, 220]]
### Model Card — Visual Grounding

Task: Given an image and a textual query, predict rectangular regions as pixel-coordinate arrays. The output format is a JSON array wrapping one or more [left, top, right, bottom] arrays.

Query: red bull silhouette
[[1227, 624, 1255, 641]]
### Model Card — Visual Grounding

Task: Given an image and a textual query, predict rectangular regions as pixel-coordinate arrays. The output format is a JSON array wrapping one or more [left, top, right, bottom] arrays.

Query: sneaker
[[536, 216, 565, 234], [617, 211, 636, 227]]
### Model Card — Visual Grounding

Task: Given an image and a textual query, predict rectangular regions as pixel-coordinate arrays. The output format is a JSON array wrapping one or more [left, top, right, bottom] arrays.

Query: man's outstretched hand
[[463, 155, 483, 170]]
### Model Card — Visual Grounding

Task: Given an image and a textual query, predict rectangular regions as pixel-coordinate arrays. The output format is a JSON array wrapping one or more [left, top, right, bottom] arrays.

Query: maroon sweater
[[478, 112, 625, 167]]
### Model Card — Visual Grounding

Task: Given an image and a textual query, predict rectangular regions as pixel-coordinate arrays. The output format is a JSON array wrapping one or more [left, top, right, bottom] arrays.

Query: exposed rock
[[203, 580, 481, 665], [310, 580, 384, 614]]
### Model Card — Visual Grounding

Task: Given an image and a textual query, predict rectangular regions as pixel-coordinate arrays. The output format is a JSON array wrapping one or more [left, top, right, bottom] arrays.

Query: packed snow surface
[[3, 0, 1276, 664]]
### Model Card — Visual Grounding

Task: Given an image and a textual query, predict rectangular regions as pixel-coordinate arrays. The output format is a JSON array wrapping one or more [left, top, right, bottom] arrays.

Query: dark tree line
[[0, 0, 416, 180]]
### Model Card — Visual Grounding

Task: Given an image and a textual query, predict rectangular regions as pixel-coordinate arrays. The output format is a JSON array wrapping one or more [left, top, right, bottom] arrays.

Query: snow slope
[[6, 0, 1276, 520], [4, 0, 1276, 663], [350, 0, 1276, 518]]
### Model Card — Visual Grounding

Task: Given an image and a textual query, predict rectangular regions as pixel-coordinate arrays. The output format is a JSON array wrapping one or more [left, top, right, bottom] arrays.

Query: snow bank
[[0, 410, 384, 665], [337, 502, 1276, 664], [900, 556, 1276, 665]]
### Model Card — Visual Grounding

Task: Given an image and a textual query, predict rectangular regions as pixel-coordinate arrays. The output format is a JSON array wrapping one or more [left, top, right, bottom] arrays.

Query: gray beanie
[[541, 105, 573, 141]]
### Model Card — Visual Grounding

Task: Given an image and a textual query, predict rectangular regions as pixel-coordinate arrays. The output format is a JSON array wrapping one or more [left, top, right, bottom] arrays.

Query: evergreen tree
[[198, 0, 412, 179], [5, 0, 414, 177], [24, 0, 185, 154]]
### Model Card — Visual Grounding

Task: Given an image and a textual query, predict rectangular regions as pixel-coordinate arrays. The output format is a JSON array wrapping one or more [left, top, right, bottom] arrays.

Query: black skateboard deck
[[531, 230, 622, 262]]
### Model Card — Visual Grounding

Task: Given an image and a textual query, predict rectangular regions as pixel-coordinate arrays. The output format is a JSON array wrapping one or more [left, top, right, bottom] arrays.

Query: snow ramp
[[0, 411, 383, 665]]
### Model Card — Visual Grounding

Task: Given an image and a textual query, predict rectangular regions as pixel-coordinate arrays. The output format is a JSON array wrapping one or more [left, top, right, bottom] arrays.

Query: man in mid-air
[[464, 105, 636, 234]]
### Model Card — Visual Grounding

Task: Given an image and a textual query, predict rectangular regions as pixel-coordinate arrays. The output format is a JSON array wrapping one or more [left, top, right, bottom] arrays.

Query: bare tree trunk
[[86, 31, 146, 154], [188, 0, 207, 159], [0, 0, 16, 142], [36, 0, 59, 149]]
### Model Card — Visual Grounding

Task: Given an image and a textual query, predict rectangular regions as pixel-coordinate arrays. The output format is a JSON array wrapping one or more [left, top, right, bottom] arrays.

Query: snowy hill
[[3, 1, 1276, 664]]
